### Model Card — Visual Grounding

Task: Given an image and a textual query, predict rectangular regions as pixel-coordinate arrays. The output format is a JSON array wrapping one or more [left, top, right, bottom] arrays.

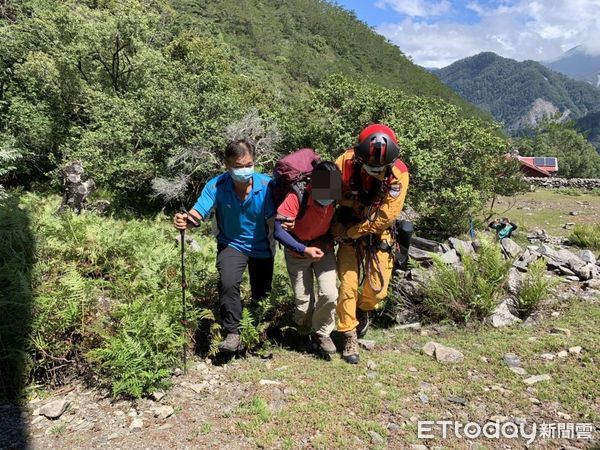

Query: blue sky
[[332, 0, 600, 68]]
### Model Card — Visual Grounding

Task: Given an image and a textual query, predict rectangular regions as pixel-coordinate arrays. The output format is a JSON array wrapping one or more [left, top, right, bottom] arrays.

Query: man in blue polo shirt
[[173, 139, 275, 353]]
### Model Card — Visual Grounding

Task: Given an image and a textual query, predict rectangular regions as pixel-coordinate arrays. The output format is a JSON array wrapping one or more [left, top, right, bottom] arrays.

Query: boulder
[[40, 400, 70, 419], [579, 250, 597, 265], [523, 374, 551, 385], [501, 238, 523, 259], [503, 353, 521, 368], [408, 246, 433, 262], [439, 249, 460, 265], [570, 262, 594, 281], [449, 238, 474, 257], [487, 298, 521, 328], [411, 236, 442, 253], [507, 268, 522, 296]]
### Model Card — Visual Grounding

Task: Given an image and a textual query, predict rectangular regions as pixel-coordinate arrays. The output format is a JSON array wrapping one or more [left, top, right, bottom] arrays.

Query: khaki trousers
[[284, 248, 338, 336]]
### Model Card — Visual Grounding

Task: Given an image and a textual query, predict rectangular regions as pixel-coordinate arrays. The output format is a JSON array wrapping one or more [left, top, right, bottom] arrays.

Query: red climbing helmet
[[354, 124, 399, 167]]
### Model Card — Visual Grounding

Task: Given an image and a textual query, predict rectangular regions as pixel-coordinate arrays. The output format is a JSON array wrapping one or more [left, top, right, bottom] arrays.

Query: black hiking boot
[[356, 308, 370, 338], [219, 333, 242, 353], [342, 329, 359, 364]]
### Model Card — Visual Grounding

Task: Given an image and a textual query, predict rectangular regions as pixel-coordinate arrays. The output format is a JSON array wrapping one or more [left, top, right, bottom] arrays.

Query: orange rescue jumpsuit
[[334, 149, 409, 333]]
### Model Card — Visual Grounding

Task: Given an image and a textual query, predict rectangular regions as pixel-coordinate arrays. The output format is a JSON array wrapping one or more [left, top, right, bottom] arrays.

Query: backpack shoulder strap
[[291, 181, 310, 221]]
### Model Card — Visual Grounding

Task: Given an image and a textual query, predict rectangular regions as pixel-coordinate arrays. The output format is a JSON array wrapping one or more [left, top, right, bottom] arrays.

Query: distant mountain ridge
[[432, 52, 600, 142], [543, 45, 600, 88]]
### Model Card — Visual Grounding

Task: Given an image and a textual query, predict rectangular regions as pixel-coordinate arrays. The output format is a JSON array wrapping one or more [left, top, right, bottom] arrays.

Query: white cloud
[[375, 0, 452, 18], [375, 0, 600, 67]]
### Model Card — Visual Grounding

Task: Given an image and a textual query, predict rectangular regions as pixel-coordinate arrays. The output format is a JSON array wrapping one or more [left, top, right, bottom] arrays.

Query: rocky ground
[[2, 277, 598, 450]]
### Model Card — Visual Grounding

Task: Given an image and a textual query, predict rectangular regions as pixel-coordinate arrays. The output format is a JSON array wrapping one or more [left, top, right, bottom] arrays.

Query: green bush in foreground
[[516, 259, 557, 317], [4, 193, 293, 398], [569, 224, 600, 251], [420, 238, 512, 323]]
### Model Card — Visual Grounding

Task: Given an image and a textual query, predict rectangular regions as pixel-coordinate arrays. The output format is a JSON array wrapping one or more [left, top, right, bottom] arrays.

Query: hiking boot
[[219, 333, 242, 353], [342, 329, 359, 364], [312, 333, 337, 356], [356, 308, 370, 338]]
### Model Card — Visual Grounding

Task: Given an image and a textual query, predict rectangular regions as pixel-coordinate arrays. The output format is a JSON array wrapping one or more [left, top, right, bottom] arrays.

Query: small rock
[[366, 360, 377, 370], [367, 430, 385, 444], [183, 382, 206, 394], [173, 368, 183, 377], [558, 266, 576, 276], [551, 311, 560, 317], [503, 353, 520, 367], [410, 445, 428, 450], [566, 275, 580, 282], [550, 327, 571, 337], [447, 396, 467, 406], [422, 341, 437, 357], [422, 342, 464, 363], [40, 400, 70, 419], [418, 392, 429, 403], [408, 366, 418, 372], [487, 299, 521, 328], [557, 350, 568, 358], [529, 397, 541, 405], [129, 418, 144, 432], [524, 374, 551, 385], [419, 381, 434, 391], [557, 411, 571, 420], [394, 322, 421, 331], [366, 371, 378, 379], [568, 346, 582, 354], [358, 339, 375, 351], [259, 379, 282, 386], [153, 406, 174, 420], [540, 353, 555, 361], [150, 392, 165, 402], [509, 367, 527, 375], [283, 387, 297, 395], [489, 415, 509, 423], [387, 423, 401, 433], [569, 211, 578, 216]]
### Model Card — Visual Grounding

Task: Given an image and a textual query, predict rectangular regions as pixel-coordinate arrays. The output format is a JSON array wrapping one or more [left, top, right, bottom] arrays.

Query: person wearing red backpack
[[273, 159, 342, 358], [333, 124, 409, 364]]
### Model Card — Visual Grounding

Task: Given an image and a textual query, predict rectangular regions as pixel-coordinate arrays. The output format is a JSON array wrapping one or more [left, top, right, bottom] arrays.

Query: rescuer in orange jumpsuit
[[333, 124, 409, 364]]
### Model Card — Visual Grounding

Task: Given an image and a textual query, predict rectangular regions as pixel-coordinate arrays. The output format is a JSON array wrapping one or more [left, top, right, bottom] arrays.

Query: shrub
[[569, 224, 600, 251], [420, 238, 512, 323], [515, 259, 557, 316]]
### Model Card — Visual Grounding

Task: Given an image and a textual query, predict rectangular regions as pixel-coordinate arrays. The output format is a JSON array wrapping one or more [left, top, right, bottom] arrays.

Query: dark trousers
[[216, 244, 274, 334]]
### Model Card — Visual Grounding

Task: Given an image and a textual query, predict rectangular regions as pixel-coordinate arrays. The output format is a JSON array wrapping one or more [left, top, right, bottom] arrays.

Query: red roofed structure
[[517, 156, 558, 178]]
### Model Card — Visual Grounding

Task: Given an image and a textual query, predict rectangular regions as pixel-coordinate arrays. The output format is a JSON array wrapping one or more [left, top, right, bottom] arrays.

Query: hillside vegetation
[[433, 52, 600, 137]]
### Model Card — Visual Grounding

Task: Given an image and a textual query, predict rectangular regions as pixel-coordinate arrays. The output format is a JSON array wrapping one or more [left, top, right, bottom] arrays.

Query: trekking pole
[[179, 207, 188, 373]]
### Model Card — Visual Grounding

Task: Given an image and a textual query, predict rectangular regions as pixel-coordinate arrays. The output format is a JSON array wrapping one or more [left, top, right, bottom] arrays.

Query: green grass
[[569, 223, 600, 251], [221, 297, 600, 448], [488, 189, 600, 238]]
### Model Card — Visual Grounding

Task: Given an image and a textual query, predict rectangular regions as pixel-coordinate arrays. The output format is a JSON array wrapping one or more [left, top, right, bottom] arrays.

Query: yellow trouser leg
[[336, 242, 360, 333], [358, 248, 394, 311]]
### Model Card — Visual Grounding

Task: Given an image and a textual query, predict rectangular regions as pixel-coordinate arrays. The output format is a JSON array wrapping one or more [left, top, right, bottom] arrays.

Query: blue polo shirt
[[193, 172, 275, 258]]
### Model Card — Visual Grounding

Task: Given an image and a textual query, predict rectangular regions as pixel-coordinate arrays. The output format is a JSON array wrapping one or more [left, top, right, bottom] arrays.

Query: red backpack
[[273, 148, 320, 220]]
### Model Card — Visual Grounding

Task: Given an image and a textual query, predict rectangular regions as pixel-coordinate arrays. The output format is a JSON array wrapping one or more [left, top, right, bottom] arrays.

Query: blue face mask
[[316, 199, 334, 207], [230, 166, 254, 183]]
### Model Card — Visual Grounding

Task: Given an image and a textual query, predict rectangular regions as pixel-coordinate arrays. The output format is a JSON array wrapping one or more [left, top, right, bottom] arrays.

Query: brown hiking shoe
[[356, 308, 370, 338], [219, 333, 242, 353], [312, 333, 337, 356], [342, 329, 359, 364]]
